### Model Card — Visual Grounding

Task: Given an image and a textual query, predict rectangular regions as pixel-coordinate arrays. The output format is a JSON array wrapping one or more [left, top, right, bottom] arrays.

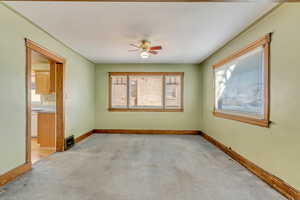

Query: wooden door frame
[[25, 39, 65, 165]]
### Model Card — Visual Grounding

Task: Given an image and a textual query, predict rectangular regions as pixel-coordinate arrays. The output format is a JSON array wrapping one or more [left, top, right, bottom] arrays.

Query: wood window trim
[[108, 72, 184, 112], [212, 33, 271, 128]]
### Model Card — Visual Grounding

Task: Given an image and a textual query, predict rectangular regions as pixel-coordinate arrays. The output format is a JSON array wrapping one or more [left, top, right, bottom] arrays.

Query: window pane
[[111, 76, 127, 108], [215, 46, 264, 118], [129, 76, 163, 108], [165, 76, 182, 108]]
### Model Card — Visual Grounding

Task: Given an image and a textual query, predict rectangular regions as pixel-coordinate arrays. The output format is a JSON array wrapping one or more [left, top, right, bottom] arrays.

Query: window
[[111, 76, 127, 108], [213, 34, 271, 127], [129, 75, 163, 108], [109, 72, 183, 111]]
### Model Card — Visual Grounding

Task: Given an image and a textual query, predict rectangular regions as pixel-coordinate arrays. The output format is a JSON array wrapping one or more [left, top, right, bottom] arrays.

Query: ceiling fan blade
[[149, 50, 158, 55], [128, 49, 139, 52], [130, 44, 140, 49], [150, 46, 162, 51]]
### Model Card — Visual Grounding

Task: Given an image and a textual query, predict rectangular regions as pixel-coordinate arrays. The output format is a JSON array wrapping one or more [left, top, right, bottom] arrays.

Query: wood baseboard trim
[[75, 130, 94, 143], [93, 129, 201, 135], [0, 162, 32, 187], [200, 132, 300, 200]]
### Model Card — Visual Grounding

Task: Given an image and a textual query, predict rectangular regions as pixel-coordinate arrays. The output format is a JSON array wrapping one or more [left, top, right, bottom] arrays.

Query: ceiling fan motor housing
[[141, 40, 151, 51]]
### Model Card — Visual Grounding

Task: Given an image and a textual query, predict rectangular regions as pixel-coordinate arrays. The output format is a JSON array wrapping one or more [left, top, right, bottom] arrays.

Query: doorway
[[25, 39, 65, 164]]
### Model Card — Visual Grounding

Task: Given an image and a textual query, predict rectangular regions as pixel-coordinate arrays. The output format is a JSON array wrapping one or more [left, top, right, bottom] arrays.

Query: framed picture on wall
[[212, 33, 271, 127]]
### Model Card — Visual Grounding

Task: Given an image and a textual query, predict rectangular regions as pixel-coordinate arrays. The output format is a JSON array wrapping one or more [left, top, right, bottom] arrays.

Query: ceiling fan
[[129, 40, 162, 59]]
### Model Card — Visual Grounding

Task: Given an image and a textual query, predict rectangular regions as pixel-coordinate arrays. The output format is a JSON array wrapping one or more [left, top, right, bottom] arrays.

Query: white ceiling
[[6, 2, 277, 64]]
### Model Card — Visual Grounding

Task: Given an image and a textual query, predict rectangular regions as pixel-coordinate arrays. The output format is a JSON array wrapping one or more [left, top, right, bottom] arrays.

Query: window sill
[[212, 111, 269, 127], [108, 108, 183, 112]]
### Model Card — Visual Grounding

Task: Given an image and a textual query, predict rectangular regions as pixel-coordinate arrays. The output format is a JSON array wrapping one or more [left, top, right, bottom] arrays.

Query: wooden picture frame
[[108, 72, 184, 112], [212, 33, 271, 127]]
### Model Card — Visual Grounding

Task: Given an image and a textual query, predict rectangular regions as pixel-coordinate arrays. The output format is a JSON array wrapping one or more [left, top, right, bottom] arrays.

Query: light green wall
[[95, 64, 202, 130], [0, 3, 95, 174], [1, 0, 299, 191], [201, 3, 300, 190]]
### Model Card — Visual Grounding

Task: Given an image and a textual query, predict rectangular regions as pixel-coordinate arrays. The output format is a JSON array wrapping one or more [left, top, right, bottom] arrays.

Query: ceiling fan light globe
[[140, 51, 149, 59]]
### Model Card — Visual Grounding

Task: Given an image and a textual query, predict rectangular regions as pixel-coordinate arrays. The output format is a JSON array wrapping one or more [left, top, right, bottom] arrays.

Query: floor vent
[[64, 135, 75, 150]]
